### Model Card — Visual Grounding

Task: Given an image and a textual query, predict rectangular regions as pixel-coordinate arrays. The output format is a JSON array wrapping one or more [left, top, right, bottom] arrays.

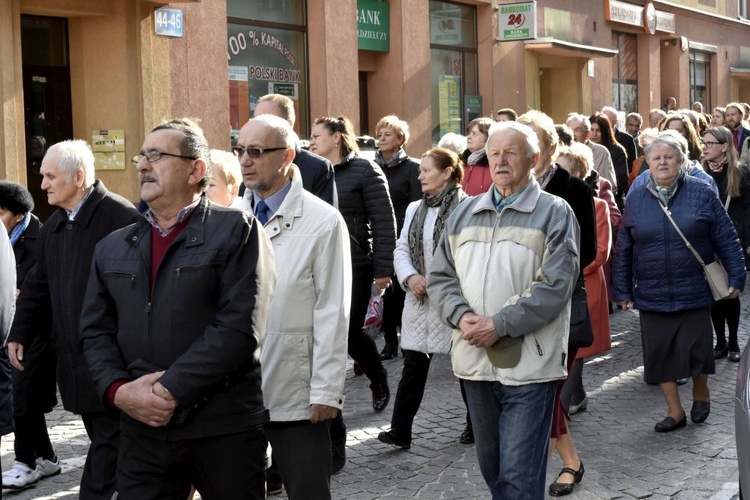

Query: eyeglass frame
[[232, 145, 289, 160], [132, 150, 197, 166], [700, 140, 722, 148]]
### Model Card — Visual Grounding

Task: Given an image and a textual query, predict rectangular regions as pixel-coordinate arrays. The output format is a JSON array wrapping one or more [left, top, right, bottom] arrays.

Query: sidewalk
[[2, 302, 746, 499]]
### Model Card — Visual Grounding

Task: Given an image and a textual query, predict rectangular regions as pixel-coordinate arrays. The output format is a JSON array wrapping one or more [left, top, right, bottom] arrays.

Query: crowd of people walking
[[0, 95, 750, 499]]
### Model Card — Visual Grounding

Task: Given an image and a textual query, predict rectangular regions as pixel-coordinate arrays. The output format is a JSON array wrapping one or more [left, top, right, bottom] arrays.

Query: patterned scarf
[[9, 212, 30, 246], [707, 158, 727, 172], [408, 182, 465, 279], [374, 147, 408, 169]]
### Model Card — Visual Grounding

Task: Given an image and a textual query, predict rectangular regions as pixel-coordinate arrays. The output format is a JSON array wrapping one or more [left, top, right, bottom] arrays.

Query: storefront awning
[[524, 38, 619, 59], [730, 67, 750, 80]]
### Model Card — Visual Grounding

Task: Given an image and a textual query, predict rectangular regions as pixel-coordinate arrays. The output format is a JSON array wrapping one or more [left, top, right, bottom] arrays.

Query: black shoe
[[729, 350, 742, 362], [377, 429, 411, 449], [371, 373, 390, 412], [548, 460, 584, 497], [331, 439, 346, 474], [379, 343, 398, 361], [654, 414, 687, 432], [690, 400, 710, 423], [459, 425, 474, 444]]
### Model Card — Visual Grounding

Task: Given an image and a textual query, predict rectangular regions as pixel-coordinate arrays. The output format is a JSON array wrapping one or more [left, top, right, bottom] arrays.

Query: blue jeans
[[463, 379, 557, 499]]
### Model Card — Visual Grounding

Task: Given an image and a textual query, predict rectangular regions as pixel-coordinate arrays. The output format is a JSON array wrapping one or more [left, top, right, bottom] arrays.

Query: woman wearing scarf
[[0, 181, 60, 488], [702, 126, 750, 362], [377, 148, 467, 449], [461, 117, 494, 196], [614, 131, 745, 432]]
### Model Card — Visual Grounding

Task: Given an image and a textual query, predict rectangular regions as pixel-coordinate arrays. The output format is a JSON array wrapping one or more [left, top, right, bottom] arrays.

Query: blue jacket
[[613, 173, 746, 312]]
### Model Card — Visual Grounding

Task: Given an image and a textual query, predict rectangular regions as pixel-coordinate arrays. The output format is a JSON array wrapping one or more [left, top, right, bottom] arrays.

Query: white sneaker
[[3, 461, 42, 489], [35, 456, 61, 478]]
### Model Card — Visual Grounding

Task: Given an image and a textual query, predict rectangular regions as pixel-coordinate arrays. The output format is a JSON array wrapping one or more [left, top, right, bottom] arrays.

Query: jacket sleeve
[[363, 162, 397, 278], [309, 213, 351, 409], [611, 145, 629, 197], [585, 200, 612, 274], [741, 166, 750, 253], [612, 196, 636, 302], [708, 190, 746, 291], [157, 216, 277, 404], [490, 205, 580, 339], [426, 207, 473, 329], [394, 202, 420, 289], [408, 159, 422, 203], [595, 149, 618, 194], [572, 180, 597, 270], [599, 180, 622, 232], [312, 159, 336, 206], [80, 240, 131, 398]]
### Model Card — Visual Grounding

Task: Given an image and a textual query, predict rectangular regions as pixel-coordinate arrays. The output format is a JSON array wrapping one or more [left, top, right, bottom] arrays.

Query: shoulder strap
[[658, 203, 707, 267], [725, 196, 731, 211]]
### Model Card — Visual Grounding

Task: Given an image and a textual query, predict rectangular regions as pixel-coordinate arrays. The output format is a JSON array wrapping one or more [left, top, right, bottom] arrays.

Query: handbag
[[568, 276, 594, 349], [658, 203, 731, 301]]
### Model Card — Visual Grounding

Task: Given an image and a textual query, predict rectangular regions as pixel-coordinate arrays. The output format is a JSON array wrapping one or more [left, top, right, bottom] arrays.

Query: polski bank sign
[[358, 0, 390, 52], [497, 2, 537, 42]]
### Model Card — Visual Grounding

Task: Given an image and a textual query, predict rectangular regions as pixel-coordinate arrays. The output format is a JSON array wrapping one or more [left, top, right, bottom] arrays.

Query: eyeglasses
[[701, 141, 722, 147], [132, 150, 196, 165], [232, 146, 287, 159]]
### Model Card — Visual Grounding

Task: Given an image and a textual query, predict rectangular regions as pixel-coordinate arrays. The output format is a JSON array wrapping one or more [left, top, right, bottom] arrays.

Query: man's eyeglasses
[[232, 146, 287, 159], [132, 150, 196, 165], [701, 141, 722, 148]]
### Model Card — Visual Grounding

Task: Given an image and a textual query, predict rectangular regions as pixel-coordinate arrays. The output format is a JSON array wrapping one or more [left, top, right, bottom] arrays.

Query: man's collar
[[143, 197, 201, 237]]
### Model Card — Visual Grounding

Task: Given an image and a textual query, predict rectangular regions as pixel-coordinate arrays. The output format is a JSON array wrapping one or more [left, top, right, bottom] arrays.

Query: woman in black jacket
[[373, 115, 422, 360], [590, 112, 629, 209], [702, 126, 750, 361], [310, 116, 397, 471]]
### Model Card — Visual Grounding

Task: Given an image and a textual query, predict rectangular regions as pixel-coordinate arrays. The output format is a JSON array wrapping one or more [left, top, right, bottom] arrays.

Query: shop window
[[611, 32, 638, 113], [429, 1, 478, 144], [227, 0, 308, 145], [690, 51, 711, 110]]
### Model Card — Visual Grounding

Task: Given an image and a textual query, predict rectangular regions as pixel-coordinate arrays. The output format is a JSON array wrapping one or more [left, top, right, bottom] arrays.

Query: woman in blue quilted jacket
[[613, 131, 746, 433]]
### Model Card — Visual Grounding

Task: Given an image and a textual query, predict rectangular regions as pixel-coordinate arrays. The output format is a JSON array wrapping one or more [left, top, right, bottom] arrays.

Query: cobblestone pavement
[[3, 298, 749, 499]]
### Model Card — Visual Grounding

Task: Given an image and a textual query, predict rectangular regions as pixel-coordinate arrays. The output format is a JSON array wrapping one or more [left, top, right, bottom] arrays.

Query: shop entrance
[[21, 15, 73, 222]]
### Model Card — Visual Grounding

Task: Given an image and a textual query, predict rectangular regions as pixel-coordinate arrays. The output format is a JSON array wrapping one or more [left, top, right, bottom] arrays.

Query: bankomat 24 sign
[[497, 2, 537, 42]]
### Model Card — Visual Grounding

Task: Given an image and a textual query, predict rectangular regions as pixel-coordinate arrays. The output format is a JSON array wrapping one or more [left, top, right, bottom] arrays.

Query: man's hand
[[616, 300, 632, 310], [113, 372, 177, 427], [458, 312, 500, 348], [8, 342, 24, 371], [373, 276, 392, 293], [310, 404, 338, 424], [406, 274, 427, 299]]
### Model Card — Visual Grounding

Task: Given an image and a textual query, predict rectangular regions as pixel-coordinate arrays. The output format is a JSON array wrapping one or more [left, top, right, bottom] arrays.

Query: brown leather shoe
[[370, 373, 390, 412]]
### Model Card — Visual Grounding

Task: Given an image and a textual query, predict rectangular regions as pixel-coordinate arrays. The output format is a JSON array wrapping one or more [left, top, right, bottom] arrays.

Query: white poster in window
[[430, 10, 462, 45]]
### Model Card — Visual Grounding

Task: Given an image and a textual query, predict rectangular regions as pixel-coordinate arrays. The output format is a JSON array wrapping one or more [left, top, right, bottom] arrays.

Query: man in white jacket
[[238, 114, 352, 500]]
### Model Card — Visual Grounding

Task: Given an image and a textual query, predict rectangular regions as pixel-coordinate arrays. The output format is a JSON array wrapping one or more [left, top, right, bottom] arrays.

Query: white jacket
[[394, 201, 452, 354], [260, 167, 352, 421]]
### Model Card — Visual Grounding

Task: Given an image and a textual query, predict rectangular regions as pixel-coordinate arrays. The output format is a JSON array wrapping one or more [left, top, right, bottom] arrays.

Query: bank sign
[[357, 0, 389, 52], [497, 2, 537, 42]]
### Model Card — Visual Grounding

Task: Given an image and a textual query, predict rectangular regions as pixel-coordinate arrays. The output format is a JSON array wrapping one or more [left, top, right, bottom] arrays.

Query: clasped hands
[[114, 371, 177, 428], [459, 312, 500, 348]]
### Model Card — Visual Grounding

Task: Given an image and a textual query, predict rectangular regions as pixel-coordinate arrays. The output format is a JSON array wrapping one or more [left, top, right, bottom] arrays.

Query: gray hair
[[249, 114, 299, 149], [486, 120, 540, 159], [437, 132, 467, 153], [626, 112, 643, 125], [645, 130, 686, 165], [566, 113, 591, 132], [45, 140, 95, 187], [152, 118, 211, 191]]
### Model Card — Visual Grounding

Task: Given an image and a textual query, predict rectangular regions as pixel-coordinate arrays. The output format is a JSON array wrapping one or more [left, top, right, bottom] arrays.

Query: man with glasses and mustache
[[7, 140, 139, 499], [80, 118, 276, 499]]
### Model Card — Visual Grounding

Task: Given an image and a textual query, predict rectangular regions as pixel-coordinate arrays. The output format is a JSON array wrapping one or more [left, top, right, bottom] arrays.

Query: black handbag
[[568, 277, 594, 349]]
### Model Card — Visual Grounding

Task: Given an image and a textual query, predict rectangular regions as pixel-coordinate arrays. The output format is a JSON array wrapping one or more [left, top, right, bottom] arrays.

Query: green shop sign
[[357, 0, 390, 52]]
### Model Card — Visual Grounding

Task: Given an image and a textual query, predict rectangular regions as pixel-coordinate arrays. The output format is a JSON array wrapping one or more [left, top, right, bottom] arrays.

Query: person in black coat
[[7, 140, 140, 500], [0, 215, 16, 500], [518, 111, 596, 496], [602, 107, 638, 175], [310, 115, 396, 472], [251, 94, 336, 205], [0, 181, 59, 489], [373, 115, 422, 360], [590, 112, 629, 210]]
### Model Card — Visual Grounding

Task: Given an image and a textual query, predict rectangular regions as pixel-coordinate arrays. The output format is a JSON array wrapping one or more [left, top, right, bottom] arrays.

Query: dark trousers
[[117, 428, 267, 500], [80, 410, 120, 500], [348, 265, 386, 386], [14, 412, 55, 468], [266, 421, 332, 500], [391, 350, 432, 436], [381, 281, 405, 347], [712, 297, 741, 350]]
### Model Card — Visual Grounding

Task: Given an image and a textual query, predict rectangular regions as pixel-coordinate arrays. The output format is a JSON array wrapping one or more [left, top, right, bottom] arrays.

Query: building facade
[[2, 0, 750, 216]]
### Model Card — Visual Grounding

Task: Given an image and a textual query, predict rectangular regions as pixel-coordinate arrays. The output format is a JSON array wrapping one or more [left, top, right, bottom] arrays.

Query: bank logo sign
[[497, 2, 537, 42], [358, 0, 390, 52]]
